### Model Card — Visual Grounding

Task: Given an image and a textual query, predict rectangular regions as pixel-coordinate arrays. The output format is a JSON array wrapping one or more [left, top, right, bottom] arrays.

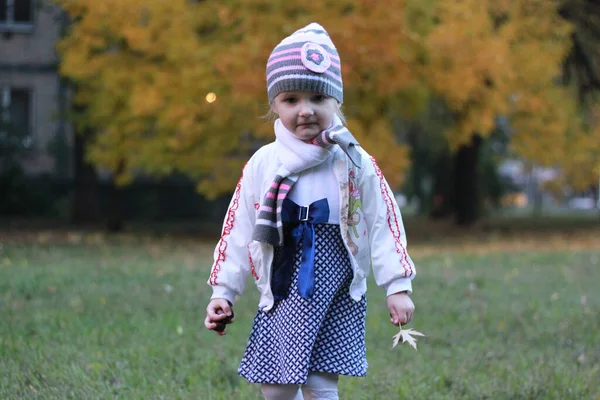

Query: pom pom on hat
[[266, 23, 343, 104]]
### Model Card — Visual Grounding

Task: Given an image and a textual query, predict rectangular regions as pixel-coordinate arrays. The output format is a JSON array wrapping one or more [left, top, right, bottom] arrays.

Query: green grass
[[0, 236, 599, 399]]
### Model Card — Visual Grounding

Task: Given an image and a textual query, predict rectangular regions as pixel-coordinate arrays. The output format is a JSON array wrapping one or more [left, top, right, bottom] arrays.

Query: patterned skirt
[[238, 224, 368, 384]]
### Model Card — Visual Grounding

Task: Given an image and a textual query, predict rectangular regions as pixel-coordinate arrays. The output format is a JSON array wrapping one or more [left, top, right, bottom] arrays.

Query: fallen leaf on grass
[[392, 327, 426, 350]]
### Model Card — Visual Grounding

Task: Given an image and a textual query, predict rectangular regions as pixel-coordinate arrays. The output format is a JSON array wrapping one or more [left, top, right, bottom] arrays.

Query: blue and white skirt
[[238, 223, 368, 384]]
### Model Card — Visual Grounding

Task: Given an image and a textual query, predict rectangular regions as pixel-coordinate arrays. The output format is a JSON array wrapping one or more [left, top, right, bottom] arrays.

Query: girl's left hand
[[386, 291, 415, 326]]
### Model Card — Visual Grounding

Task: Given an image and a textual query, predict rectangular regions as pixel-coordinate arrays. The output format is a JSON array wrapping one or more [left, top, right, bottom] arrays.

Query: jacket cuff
[[211, 285, 237, 305], [385, 278, 413, 297]]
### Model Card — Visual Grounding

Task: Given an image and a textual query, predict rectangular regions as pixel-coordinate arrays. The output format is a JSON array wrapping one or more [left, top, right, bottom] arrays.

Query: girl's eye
[[284, 97, 297, 104], [312, 95, 326, 102]]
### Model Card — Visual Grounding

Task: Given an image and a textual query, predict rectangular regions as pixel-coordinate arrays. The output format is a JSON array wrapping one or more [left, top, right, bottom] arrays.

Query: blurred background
[[1, 0, 599, 235]]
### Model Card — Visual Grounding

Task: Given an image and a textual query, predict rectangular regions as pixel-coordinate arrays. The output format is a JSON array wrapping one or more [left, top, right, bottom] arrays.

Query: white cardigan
[[208, 143, 416, 311]]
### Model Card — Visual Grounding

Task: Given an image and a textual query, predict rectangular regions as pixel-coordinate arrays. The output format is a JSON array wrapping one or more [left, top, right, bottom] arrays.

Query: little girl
[[205, 23, 416, 400]]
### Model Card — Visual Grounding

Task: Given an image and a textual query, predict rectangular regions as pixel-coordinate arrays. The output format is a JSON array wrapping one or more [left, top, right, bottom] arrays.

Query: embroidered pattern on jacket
[[209, 164, 246, 285], [247, 246, 259, 280], [338, 158, 358, 256], [369, 156, 413, 277], [347, 169, 363, 239]]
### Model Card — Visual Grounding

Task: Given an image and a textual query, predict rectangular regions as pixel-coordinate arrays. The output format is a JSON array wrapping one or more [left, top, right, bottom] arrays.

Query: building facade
[[0, 0, 70, 177]]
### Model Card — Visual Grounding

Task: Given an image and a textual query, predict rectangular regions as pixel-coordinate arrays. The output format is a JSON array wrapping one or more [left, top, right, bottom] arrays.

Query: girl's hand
[[205, 298, 235, 336], [386, 291, 414, 326]]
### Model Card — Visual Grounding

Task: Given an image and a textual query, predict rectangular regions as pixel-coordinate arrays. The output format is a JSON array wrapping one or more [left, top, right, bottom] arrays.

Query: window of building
[[0, 87, 33, 151], [0, 0, 34, 33]]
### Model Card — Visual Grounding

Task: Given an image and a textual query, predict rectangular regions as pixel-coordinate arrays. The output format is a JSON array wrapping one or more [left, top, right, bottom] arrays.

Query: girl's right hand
[[205, 298, 235, 336]]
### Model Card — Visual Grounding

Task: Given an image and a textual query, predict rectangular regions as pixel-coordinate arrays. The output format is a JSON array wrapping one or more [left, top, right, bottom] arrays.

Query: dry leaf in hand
[[392, 327, 426, 350]]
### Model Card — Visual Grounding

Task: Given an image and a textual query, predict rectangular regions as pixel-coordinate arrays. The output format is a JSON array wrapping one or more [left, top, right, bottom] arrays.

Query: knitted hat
[[266, 23, 343, 104]]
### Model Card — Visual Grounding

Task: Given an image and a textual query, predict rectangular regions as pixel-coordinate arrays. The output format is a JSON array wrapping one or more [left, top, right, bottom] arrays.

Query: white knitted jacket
[[208, 144, 416, 311]]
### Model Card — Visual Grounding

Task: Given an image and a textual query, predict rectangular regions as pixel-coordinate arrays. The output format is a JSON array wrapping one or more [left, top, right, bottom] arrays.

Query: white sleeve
[[359, 152, 416, 296], [207, 161, 258, 305]]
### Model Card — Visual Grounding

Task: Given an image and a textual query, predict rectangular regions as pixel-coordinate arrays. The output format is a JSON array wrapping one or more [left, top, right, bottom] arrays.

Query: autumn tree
[[545, 106, 600, 203], [559, 0, 600, 204], [421, 0, 578, 224], [55, 0, 422, 204], [56, 0, 596, 226]]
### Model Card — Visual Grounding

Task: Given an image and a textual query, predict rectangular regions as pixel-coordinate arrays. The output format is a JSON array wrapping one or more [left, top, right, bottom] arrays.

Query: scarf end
[[347, 145, 362, 168]]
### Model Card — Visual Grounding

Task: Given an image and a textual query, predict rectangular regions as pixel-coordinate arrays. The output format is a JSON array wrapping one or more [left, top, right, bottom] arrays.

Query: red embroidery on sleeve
[[254, 203, 260, 210], [370, 156, 413, 277], [209, 164, 247, 285], [247, 247, 259, 280]]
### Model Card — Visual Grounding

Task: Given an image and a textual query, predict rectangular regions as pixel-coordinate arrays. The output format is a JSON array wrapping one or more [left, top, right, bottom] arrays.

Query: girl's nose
[[298, 103, 314, 117]]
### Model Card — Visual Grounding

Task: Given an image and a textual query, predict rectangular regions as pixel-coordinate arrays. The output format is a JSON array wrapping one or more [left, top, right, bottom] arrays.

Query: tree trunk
[[430, 149, 454, 219], [106, 160, 125, 232], [454, 134, 483, 226], [71, 124, 101, 225]]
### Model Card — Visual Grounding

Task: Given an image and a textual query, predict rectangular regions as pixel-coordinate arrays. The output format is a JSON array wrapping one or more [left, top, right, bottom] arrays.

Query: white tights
[[260, 372, 339, 400]]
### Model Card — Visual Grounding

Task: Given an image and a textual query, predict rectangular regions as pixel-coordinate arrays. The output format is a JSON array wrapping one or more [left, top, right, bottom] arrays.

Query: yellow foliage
[[55, 0, 597, 194], [421, 0, 599, 189], [549, 105, 600, 191], [424, 0, 575, 150], [55, 0, 419, 195]]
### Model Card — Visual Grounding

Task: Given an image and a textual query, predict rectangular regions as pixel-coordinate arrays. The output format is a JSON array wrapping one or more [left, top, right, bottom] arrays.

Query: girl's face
[[271, 91, 337, 140]]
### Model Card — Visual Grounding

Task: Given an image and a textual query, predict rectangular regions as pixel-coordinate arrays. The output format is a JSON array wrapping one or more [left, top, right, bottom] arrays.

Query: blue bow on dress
[[271, 198, 330, 300]]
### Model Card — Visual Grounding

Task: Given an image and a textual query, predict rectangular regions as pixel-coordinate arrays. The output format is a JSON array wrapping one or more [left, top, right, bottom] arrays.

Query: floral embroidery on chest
[[341, 166, 364, 255], [347, 169, 363, 236]]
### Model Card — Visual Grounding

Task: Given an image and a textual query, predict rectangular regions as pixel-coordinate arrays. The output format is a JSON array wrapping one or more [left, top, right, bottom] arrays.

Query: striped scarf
[[252, 116, 361, 246]]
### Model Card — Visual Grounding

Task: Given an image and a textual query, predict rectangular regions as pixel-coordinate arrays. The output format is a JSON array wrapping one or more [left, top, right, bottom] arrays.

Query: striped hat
[[266, 23, 343, 104]]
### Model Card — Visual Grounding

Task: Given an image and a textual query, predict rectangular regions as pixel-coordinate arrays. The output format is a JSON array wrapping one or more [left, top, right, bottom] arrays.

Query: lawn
[[0, 230, 599, 399]]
